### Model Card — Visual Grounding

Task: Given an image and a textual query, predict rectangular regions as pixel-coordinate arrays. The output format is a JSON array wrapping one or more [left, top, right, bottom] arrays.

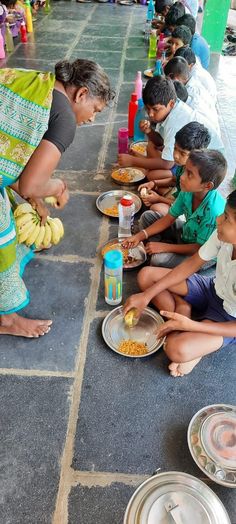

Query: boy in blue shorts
[[123, 190, 236, 377], [122, 150, 226, 268]]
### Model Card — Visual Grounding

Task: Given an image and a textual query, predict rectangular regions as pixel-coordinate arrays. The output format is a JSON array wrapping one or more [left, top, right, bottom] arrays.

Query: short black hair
[[164, 56, 190, 81], [227, 190, 236, 210], [176, 14, 196, 35], [173, 80, 188, 102], [174, 46, 196, 65], [165, 2, 185, 27], [143, 76, 177, 107], [189, 150, 227, 188], [171, 25, 192, 46], [155, 0, 173, 14], [175, 122, 211, 151]]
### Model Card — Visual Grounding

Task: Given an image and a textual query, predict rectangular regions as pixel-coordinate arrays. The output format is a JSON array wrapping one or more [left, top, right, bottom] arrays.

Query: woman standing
[[0, 59, 113, 338]]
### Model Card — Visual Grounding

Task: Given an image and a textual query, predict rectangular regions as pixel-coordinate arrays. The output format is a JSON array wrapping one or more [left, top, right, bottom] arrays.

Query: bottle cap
[[131, 93, 138, 102], [136, 71, 141, 77], [120, 195, 134, 206], [104, 250, 123, 269], [118, 128, 128, 138]]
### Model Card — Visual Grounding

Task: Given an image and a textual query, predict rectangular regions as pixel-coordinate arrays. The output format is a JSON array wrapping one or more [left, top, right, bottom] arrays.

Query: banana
[[44, 196, 57, 206], [15, 212, 35, 229], [42, 222, 52, 248], [34, 225, 46, 249], [47, 217, 61, 245], [14, 202, 36, 217], [25, 222, 41, 247], [18, 221, 37, 244], [52, 218, 64, 239], [124, 308, 139, 328], [140, 188, 147, 197]]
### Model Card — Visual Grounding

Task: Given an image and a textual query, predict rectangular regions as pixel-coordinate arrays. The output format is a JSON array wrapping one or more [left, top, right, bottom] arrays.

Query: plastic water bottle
[[128, 92, 138, 138], [0, 29, 5, 59], [146, 0, 154, 21], [118, 195, 135, 239], [153, 59, 163, 77], [118, 128, 129, 154], [156, 32, 165, 59], [5, 23, 14, 53], [135, 71, 143, 101], [104, 250, 123, 306], [134, 99, 146, 142], [144, 20, 152, 43], [148, 29, 157, 58], [20, 22, 27, 43]]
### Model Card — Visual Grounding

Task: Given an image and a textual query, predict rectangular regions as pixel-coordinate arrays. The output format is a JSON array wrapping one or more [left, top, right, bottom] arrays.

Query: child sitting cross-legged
[[123, 190, 236, 377], [122, 150, 227, 269], [138, 121, 211, 218], [118, 76, 224, 182]]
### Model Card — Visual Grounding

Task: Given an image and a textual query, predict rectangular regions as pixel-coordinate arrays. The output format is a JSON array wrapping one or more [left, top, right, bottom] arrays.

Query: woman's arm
[[18, 140, 65, 199]]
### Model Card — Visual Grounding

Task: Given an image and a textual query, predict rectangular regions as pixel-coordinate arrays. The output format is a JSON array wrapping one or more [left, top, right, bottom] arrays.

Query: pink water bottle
[[0, 29, 5, 59], [118, 128, 129, 154], [156, 32, 165, 59], [135, 71, 143, 101]]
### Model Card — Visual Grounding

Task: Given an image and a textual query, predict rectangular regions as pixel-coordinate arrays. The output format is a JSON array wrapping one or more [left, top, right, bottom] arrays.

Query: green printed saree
[[0, 68, 55, 314]]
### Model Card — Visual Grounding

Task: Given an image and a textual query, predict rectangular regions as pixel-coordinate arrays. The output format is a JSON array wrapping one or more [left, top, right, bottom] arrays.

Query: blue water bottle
[[134, 99, 146, 142], [104, 250, 123, 306], [153, 59, 163, 77], [146, 0, 154, 21]]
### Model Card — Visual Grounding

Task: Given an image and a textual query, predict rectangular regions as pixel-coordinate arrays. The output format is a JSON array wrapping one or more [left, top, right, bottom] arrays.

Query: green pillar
[[201, 0, 231, 53]]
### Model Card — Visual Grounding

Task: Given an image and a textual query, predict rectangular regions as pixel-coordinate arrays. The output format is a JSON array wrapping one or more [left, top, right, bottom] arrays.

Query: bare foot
[[0, 313, 52, 338], [168, 358, 202, 377]]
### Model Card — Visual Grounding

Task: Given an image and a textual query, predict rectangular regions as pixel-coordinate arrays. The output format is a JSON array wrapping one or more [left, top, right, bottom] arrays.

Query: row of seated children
[[0, 0, 25, 40], [155, 1, 209, 69]]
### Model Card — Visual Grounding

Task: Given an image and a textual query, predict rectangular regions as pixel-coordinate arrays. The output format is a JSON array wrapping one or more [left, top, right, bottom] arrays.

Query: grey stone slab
[[33, 29, 77, 45], [58, 125, 104, 171], [35, 19, 84, 32], [124, 58, 155, 81], [72, 317, 236, 481], [68, 483, 134, 524], [42, 193, 102, 257], [70, 49, 122, 69], [127, 35, 145, 48], [12, 43, 69, 61], [76, 35, 125, 51], [0, 259, 92, 371], [5, 57, 55, 72], [47, 6, 92, 20], [56, 168, 118, 193], [126, 46, 150, 60], [81, 24, 128, 37], [0, 375, 72, 524], [116, 82, 135, 113]]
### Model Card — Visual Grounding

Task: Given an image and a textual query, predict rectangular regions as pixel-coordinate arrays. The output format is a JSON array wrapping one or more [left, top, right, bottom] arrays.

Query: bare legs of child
[[146, 141, 173, 181], [138, 267, 223, 376]]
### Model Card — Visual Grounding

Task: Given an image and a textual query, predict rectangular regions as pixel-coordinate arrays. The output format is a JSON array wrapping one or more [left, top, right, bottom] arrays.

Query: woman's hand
[[29, 198, 49, 225], [123, 292, 150, 317], [157, 311, 195, 337], [54, 185, 69, 209], [117, 154, 134, 167], [139, 120, 151, 135], [146, 242, 170, 255], [122, 233, 142, 249], [138, 181, 155, 192]]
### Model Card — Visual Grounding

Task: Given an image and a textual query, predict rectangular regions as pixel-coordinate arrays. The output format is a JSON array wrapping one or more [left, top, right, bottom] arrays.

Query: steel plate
[[100, 238, 147, 270], [96, 190, 142, 217], [111, 168, 146, 186], [130, 141, 148, 157], [102, 306, 164, 358]]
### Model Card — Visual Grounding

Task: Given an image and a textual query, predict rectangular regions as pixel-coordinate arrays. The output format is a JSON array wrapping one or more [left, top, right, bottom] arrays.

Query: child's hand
[[123, 292, 149, 318], [146, 242, 169, 255], [122, 233, 142, 249], [142, 191, 162, 207], [138, 181, 155, 192], [157, 310, 195, 337], [139, 120, 151, 135], [118, 154, 134, 167]]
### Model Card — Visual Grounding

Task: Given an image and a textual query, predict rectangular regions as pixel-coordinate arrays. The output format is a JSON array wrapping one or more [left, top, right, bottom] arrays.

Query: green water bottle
[[148, 30, 157, 59]]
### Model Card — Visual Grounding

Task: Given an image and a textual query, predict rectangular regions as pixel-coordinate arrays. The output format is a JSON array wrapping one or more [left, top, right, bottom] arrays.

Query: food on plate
[[118, 339, 148, 356], [103, 205, 119, 216]]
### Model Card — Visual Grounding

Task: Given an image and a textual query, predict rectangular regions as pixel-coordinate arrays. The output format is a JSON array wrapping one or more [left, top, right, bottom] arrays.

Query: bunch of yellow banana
[[14, 203, 64, 249]]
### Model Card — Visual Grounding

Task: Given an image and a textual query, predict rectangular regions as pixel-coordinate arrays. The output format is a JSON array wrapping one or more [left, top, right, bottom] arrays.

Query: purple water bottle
[[118, 128, 129, 154]]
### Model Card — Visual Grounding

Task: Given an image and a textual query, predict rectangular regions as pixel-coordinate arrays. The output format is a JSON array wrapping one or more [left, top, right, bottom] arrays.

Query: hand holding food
[[117, 154, 134, 167], [123, 292, 149, 318], [142, 191, 162, 206], [138, 181, 155, 192], [124, 307, 139, 328], [121, 233, 142, 249], [139, 120, 151, 135]]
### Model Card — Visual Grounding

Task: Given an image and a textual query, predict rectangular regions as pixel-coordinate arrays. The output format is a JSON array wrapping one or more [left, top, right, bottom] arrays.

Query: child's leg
[[150, 202, 170, 215], [138, 266, 188, 311], [147, 169, 173, 181]]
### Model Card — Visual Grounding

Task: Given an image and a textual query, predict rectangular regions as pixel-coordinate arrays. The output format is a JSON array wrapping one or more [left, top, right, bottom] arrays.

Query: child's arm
[[118, 153, 174, 170], [123, 251, 204, 315], [122, 213, 175, 248], [157, 311, 236, 339], [142, 192, 173, 207], [146, 241, 200, 256]]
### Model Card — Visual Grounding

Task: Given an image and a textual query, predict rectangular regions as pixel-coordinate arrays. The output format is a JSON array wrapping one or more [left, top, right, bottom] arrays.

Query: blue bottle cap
[[104, 249, 123, 269]]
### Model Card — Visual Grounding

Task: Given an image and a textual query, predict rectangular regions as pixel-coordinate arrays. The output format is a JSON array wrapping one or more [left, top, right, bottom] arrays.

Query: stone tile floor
[[0, 2, 236, 523]]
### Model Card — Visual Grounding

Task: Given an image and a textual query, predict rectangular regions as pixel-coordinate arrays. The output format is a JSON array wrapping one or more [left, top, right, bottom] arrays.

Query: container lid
[[131, 93, 138, 102], [118, 128, 129, 137], [120, 195, 134, 206], [124, 471, 231, 524], [104, 249, 123, 269]]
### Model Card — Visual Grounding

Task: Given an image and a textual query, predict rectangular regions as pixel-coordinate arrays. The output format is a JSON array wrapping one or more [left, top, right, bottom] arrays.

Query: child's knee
[[137, 267, 152, 290], [164, 335, 189, 362], [139, 210, 161, 230]]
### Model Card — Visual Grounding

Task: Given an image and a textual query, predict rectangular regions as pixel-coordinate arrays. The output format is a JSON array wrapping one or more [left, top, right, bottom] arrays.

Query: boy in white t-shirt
[[118, 76, 224, 181], [174, 46, 217, 104], [123, 190, 236, 377]]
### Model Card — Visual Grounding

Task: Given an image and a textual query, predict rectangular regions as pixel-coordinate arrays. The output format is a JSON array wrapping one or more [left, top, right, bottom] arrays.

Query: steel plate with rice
[[96, 190, 142, 217], [111, 168, 145, 186], [130, 141, 148, 157], [100, 238, 147, 270], [188, 404, 236, 488], [102, 306, 164, 358], [143, 68, 154, 78]]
